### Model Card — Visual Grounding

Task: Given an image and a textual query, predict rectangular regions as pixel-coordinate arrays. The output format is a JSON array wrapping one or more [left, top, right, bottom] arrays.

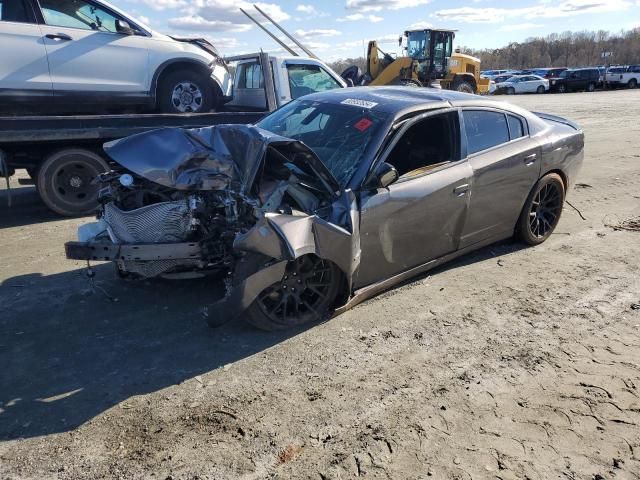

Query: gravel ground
[[1, 89, 639, 480]]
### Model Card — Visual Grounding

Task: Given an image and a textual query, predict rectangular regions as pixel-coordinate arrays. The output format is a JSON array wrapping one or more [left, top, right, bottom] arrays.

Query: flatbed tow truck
[[0, 45, 346, 216]]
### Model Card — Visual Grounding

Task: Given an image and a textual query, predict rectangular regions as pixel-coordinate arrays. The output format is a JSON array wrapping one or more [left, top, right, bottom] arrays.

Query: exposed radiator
[[104, 201, 191, 244]]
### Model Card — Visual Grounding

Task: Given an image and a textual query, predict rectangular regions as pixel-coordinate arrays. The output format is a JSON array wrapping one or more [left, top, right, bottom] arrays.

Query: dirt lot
[[1, 90, 639, 480]]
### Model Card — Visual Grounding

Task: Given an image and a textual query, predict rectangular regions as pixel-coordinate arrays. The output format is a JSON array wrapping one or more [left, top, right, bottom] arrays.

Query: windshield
[[257, 99, 389, 188], [559, 70, 570, 78], [407, 31, 429, 59]]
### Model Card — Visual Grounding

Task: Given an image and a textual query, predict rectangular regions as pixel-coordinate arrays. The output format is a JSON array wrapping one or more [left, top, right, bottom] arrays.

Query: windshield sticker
[[341, 98, 378, 109], [354, 118, 374, 132]]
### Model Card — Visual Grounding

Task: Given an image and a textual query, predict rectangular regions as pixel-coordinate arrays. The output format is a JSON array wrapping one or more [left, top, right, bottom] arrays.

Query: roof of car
[[302, 86, 477, 114]]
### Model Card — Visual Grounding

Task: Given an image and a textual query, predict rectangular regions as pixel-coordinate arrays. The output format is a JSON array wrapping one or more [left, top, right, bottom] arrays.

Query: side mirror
[[376, 162, 399, 188], [116, 19, 135, 35]]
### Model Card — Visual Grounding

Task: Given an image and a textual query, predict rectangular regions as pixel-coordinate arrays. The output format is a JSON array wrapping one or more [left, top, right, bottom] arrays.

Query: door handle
[[453, 184, 469, 196], [523, 153, 537, 166], [45, 33, 73, 41]]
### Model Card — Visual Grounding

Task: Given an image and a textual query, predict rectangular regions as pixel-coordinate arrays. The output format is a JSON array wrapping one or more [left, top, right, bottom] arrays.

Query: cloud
[[407, 21, 433, 29], [294, 29, 342, 38], [337, 13, 383, 22], [498, 23, 543, 32], [140, 0, 187, 11], [169, 1, 290, 33], [345, 0, 432, 12], [433, 0, 633, 23]]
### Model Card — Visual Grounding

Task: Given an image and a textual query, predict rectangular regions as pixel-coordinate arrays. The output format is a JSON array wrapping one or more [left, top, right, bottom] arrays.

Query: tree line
[[327, 29, 640, 74]]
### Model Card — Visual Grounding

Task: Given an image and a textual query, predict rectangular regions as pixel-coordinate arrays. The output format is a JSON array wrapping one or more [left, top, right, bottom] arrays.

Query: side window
[[507, 115, 525, 140], [0, 0, 33, 23], [386, 112, 460, 178], [286, 64, 342, 99], [238, 62, 264, 89], [39, 0, 123, 32], [463, 110, 510, 155]]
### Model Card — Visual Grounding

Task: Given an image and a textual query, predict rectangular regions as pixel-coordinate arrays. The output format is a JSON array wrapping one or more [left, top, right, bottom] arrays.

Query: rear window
[[463, 111, 510, 155], [0, 0, 33, 23], [507, 115, 525, 140]]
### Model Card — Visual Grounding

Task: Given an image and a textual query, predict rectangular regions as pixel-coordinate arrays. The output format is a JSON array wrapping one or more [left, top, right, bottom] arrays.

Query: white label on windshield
[[341, 98, 378, 109]]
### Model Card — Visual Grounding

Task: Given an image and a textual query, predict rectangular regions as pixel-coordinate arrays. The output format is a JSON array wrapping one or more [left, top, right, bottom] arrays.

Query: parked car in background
[[605, 65, 640, 89], [493, 74, 516, 84], [481, 69, 510, 79], [66, 87, 584, 330], [549, 68, 600, 93], [0, 0, 232, 114], [528, 68, 568, 79], [494, 75, 549, 95]]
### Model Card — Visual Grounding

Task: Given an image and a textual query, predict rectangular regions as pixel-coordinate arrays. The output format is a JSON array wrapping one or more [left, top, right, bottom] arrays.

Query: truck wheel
[[452, 79, 475, 94], [244, 255, 343, 331], [37, 149, 109, 216], [158, 70, 216, 114], [628, 79, 637, 89]]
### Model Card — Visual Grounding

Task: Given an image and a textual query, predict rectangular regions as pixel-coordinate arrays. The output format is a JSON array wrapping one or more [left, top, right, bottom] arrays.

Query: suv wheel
[[158, 70, 216, 114], [557, 84, 567, 93], [586, 82, 596, 92], [628, 78, 637, 89]]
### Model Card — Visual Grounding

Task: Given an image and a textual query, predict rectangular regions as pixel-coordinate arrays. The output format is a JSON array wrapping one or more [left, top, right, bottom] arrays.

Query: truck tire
[[37, 148, 109, 217], [158, 70, 217, 114], [452, 78, 476, 94]]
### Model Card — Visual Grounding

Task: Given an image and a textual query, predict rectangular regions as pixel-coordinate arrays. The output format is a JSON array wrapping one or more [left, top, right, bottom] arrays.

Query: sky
[[114, 0, 640, 60]]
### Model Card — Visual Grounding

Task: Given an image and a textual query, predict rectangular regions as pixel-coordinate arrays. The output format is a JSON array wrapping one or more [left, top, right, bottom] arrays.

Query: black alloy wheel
[[517, 173, 565, 245], [245, 255, 342, 331]]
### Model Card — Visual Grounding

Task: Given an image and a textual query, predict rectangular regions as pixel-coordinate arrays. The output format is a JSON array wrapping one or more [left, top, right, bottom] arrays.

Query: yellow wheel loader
[[359, 29, 491, 94]]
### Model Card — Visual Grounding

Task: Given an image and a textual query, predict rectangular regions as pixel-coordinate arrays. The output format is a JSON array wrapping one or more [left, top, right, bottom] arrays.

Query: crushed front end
[[65, 125, 360, 327]]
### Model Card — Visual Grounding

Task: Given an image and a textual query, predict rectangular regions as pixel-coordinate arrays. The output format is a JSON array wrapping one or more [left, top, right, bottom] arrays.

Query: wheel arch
[[542, 168, 569, 192], [150, 59, 218, 103]]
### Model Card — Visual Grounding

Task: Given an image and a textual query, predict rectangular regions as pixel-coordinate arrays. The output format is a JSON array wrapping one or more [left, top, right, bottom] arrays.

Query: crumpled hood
[[103, 125, 341, 195]]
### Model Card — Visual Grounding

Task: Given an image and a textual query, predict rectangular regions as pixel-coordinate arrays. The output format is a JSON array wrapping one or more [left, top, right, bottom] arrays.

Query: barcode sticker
[[340, 98, 378, 109]]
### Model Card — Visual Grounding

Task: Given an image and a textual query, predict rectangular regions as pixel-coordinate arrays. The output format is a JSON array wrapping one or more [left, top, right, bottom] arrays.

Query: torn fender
[[210, 190, 361, 326]]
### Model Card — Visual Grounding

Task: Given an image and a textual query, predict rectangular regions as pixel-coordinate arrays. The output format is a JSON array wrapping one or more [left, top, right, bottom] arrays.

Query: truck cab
[[226, 54, 347, 111]]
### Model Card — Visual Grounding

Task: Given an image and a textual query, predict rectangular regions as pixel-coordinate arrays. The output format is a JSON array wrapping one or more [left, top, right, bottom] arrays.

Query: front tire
[[244, 255, 343, 331], [452, 79, 475, 94], [507, 87, 516, 95], [158, 70, 216, 114], [536, 85, 545, 94], [37, 149, 109, 216], [628, 78, 637, 89], [586, 82, 596, 92], [517, 173, 565, 246], [558, 84, 567, 93]]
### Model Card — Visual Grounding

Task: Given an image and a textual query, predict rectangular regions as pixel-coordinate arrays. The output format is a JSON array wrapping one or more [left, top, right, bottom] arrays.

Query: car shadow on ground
[[0, 184, 64, 229], [0, 263, 305, 440], [0, 238, 530, 441]]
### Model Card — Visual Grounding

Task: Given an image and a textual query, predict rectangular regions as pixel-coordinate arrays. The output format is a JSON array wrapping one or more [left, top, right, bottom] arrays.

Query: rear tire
[[586, 82, 596, 92], [158, 70, 217, 114], [516, 173, 565, 246], [536, 85, 545, 94], [507, 87, 516, 95], [558, 84, 567, 93], [244, 255, 343, 331], [628, 78, 637, 89], [37, 149, 109, 216]]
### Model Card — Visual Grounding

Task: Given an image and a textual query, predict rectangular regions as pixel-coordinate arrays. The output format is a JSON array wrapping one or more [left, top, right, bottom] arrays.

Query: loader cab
[[404, 29, 455, 81]]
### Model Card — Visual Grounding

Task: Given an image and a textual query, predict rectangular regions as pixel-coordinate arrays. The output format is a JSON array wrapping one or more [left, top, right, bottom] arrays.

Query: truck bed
[[0, 111, 265, 144]]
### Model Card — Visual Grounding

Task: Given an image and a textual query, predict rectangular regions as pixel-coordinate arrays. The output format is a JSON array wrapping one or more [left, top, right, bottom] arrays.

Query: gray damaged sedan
[[66, 88, 584, 330]]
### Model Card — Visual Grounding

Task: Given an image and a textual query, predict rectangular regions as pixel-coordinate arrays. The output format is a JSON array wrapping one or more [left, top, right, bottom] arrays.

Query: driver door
[[36, 0, 149, 94], [355, 109, 472, 289]]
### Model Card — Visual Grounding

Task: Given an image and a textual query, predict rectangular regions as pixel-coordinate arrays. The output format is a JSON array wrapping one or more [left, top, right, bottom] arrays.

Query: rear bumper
[[65, 241, 202, 262]]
